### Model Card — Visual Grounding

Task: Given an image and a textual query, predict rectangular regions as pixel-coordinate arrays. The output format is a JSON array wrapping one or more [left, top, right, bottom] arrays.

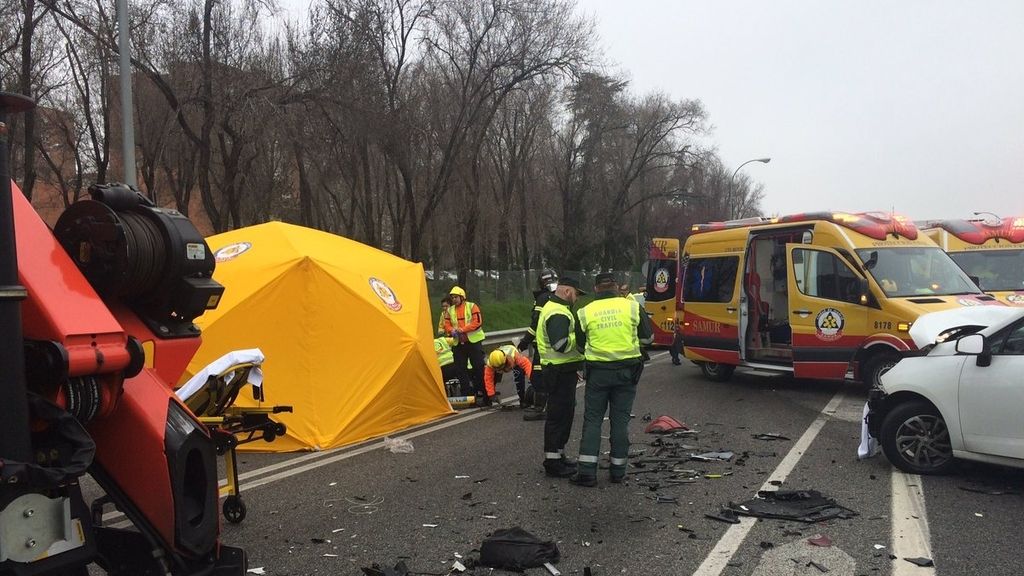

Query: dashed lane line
[[891, 470, 936, 575], [692, 388, 847, 576]]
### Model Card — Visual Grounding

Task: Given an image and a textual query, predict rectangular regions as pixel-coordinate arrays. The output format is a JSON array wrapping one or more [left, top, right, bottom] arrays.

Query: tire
[[223, 495, 247, 524], [880, 400, 954, 475], [862, 351, 900, 388], [699, 361, 735, 382]]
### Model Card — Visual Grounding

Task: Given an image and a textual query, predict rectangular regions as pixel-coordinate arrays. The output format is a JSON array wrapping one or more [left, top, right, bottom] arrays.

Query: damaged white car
[[867, 307, 1024, 474]]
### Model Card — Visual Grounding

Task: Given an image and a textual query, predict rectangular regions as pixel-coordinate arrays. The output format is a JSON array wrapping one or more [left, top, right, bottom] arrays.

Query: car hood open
[[908, 307, 1022, 348]]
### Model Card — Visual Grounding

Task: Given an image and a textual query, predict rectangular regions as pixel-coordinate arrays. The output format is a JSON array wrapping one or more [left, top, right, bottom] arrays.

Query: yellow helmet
[[487, 349, 507, 369], [449, 286, 466, 298]]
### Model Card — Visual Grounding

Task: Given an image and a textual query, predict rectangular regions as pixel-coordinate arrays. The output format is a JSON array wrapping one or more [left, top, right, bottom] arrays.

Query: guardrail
[[482, 327, 528, 347]]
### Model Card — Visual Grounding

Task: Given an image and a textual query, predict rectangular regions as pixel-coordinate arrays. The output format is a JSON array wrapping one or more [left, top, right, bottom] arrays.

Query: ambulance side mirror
[[969, 275, 982, 289]]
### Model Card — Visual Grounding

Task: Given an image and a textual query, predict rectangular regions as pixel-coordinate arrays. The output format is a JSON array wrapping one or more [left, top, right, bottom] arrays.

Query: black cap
[[559, 276, 587, 295], [594, 272, 616, 285]]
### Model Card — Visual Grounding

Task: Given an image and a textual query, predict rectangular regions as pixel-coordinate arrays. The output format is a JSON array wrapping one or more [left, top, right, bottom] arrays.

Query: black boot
[[569, 473, 597, 487], [543, 459, 576, 478]]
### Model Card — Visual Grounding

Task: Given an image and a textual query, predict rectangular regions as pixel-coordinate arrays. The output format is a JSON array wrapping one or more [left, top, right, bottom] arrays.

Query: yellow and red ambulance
[[922, 217, 1024, 306], [675, 212, 1001, 386], [644, 238, 681, 346]]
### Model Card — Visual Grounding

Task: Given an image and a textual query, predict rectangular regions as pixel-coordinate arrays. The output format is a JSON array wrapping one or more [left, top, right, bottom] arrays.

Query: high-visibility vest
[[434, 337, 454, 367], [447, 301, 486, 343], [537, 300, 584, 366], [577, 297, 641, 362]]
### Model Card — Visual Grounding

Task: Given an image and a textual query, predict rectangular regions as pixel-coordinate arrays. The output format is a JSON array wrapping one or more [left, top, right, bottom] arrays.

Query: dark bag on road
[[479, 527, 560, 570]]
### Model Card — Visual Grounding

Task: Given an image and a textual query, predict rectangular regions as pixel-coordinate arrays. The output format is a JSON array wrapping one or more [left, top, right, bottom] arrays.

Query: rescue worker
[[437, 296, 452, 336], [570, 272, 653, 486], [484, 345, 532, 406], [444, 286, 488, 404], [536, 276, 586, 478], [518, 269, 559, 421], [434, 336, 469, 396]]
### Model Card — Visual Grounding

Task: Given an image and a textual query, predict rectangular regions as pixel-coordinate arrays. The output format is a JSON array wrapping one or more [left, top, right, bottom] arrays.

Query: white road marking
[[692, 388, 847, 576], [891, 470, 936, 575]]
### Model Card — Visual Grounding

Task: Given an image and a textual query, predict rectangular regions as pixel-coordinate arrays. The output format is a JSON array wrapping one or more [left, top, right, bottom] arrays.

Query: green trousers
[[577, 364, 641, 478]]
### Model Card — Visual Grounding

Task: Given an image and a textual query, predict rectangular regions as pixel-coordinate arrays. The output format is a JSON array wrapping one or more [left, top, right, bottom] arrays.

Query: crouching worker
[[571, 272, 653, 487], [435, 336, 470, 397], [485, 345, 533, 407]]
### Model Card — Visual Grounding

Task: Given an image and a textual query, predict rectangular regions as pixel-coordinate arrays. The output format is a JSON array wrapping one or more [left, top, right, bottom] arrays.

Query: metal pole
[[0, 92, 36, 464], [117, 0, 137, 186]]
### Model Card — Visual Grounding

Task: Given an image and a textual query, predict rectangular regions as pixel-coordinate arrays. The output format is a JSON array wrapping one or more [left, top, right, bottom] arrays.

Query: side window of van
[[793, 249, 861, 304], [683, 256, 739, 303]]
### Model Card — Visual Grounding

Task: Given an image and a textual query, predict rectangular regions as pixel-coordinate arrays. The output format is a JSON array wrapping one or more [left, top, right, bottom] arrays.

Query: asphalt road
[[102, 351, 1024, 575]]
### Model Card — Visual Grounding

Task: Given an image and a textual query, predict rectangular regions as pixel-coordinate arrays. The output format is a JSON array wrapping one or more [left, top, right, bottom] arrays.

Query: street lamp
[[731, 157, 771, 184]]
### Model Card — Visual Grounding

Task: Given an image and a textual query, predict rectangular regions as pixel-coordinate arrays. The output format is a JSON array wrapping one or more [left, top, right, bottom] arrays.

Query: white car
[[867, 306, 1024, 474]]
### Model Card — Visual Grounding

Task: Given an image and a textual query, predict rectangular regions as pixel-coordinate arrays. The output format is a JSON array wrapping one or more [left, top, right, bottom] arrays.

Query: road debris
[[752, 433, 791, 441], [959, 484, 1020, 496], [383, 436, 414, 453], [644, 415, 690, 433], [807, 534, 833, 547], [904, 557, 935, 567], [246, 569, 266, 575], [705, 509, 741, 524], [479, 527, 560, 571], [807, 559, 830, 573], [725, 490, 857, 523], [360, 561, 410, 576]]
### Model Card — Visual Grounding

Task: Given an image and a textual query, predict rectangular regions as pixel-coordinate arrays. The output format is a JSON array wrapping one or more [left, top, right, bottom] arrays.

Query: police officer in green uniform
[[571, 272, 653, 486], [536, 276, 586, 478]]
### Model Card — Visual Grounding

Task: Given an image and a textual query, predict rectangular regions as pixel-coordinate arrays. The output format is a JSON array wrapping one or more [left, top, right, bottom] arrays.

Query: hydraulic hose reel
[[54, 184, 223, 338]]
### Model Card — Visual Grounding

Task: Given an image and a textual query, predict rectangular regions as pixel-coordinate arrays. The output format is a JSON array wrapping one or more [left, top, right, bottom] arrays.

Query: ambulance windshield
[[855, 247, 982, 298], [948, 249, 1024, 292]]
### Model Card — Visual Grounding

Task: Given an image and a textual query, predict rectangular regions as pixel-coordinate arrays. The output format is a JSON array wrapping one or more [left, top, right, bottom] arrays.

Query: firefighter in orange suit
[[485, 345, 533, 406], [444, 286, 488, 404]]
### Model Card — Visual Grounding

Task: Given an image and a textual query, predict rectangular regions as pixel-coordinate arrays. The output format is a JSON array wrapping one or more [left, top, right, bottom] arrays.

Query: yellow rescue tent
[[185, 222, 453, 451]]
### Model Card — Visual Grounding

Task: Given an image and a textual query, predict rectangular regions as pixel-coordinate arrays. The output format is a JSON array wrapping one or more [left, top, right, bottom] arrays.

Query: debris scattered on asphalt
[[455, 475, 470, 479], [904, 557, 935, 567], [246, 568, 266, 575], [644, 415, 690, 434], [543, 561, 562, 575], [959, 484, 1019, 496], [383, 436, 414, 453], [478, 527, 560, 571], [752, 433, 791, 441], [975, 512, 984, 517], [807, 534, 833, 547], [451, 560, 467, 572], [705, 509, 741, 524], [361, 561, 410, 576], [692, 451, 734, 462], [873, 544, 886, 550], [807, 560, 830, 573], [725, 490, 857, 523], [422, 523, 439, 528], [650, 494, 679, 504], [759, 541, 774, 549], [310, 538, 330, 544], [642, 412, 652, 422]]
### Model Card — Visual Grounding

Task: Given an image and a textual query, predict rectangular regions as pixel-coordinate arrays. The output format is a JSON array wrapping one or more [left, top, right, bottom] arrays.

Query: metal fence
[[425, 269, 647, 307]]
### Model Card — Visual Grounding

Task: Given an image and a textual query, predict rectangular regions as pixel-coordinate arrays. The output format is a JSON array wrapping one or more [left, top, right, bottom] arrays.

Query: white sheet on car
[[908, 307, 1021, 348]]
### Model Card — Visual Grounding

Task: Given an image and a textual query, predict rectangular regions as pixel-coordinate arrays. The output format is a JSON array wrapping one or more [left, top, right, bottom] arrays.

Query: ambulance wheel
[[699, 362, 735, 382], [223, 495, 247, 524], [862, 351, 900, 388]]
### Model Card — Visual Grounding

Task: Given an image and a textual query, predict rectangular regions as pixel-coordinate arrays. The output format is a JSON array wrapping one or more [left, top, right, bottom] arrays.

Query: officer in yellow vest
[[444, 286, 488, 404], [571, 272, 652, 487], [536, 276, 586, 478]]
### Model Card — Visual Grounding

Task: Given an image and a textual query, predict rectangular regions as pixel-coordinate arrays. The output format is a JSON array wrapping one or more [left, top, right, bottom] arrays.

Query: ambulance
[[921, 217, 1024, 306], [644, 237, 681, 346], [675, 212, 1000, 386]]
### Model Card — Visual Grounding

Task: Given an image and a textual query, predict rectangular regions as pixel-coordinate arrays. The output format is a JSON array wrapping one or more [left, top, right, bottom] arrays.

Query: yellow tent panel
[[185, 222, 453, 451]]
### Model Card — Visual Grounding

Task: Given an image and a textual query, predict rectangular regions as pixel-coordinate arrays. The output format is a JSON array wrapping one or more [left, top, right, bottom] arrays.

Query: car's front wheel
[[880, 400, 954, 474]]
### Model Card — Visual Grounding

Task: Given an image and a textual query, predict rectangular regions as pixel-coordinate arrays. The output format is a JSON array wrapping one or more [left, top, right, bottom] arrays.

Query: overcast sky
[[577, 0, 1024, 220], [280, 0, 1024, 220]]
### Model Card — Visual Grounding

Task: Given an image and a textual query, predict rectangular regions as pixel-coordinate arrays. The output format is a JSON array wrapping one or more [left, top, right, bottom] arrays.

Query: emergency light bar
[[691, 211, 919, 241], [923, 217, 1024, 245]]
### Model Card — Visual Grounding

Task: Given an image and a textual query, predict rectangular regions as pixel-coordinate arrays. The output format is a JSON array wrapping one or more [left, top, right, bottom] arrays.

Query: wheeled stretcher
[[177, 349, 292, 523]]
